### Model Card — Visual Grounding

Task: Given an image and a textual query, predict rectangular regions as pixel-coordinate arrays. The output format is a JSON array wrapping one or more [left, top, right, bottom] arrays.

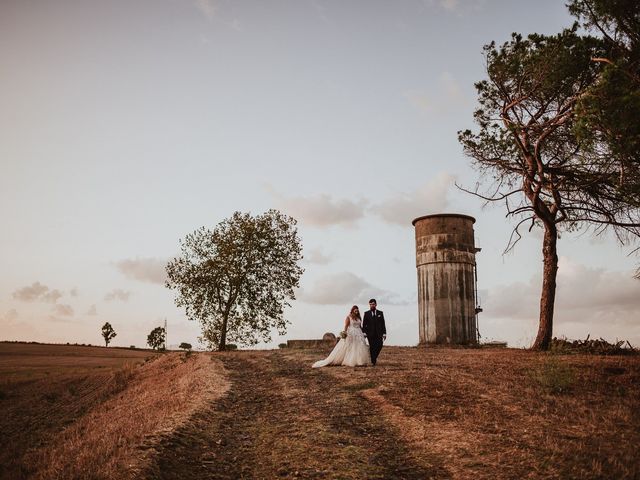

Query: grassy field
[[2, 343, 639, 479], [0, 342, 228, 480], [0, 342, 154, 383]]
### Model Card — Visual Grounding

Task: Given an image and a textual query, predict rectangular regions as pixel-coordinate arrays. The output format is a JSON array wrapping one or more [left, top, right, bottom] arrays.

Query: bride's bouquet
[[339, 330, 347, 340]]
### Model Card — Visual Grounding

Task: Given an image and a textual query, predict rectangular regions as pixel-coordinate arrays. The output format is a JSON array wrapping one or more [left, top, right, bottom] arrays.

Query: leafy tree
[[147, 326, 166, 350], [569, 0, 640, 277], [101, 322, 117, 347], [571, 1, 640, 154], [166, 210, 304, 351], [458, 30, 640, 350], [179, 342, 192, 351]]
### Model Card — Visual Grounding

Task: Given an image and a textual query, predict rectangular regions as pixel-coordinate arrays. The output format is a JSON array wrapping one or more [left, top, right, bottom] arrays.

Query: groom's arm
[[381, 312, 386, 338]]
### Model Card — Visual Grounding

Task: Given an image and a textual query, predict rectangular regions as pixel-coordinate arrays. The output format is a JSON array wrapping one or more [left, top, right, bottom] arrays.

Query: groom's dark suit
[[362, 308, 386, 365]]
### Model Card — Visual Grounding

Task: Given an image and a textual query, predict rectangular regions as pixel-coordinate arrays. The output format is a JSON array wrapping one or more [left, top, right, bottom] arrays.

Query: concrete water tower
[[412, 214, 480, 345]]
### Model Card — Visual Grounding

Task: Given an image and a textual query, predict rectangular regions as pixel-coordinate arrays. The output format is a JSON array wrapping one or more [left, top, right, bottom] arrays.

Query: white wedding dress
[[312, 317, 371, 368]]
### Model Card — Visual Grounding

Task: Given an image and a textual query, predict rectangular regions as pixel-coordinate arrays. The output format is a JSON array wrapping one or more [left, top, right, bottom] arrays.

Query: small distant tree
[[166, 210, 304, 351], [179, 342, 192, 351], [147, 327, 166, 350], [101, 322, 117, 347]]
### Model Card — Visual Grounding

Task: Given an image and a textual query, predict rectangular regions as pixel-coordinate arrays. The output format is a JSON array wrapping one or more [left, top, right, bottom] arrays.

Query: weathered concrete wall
[[413, 214, 478, 345]]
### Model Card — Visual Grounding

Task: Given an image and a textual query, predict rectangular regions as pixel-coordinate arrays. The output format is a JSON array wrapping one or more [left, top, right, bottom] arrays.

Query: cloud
[[298, 272, 408, 306], [12, 282, 63, 303], [42, 289, 63, 303], [554, 259, 640, 312], [105, 289, 131, 302], [269, 188, 368, 227], [53, 304, 74, 317], [269, 172, 455, 229], [70, 288, 78, 297], [370, 172, 455, 225], [0, 309, 39, 340], [2, 309, 19, 322], [405, 72, 467, 115], [440, 72, 463, 101], [115, 257, 168, 285], [305, 247, 333, 265], [310, 0, 330, 23], [483, 258, 640, 344], [422, 0, 485, 13], [194, 0, 217, 20], [441, 0, 458, 9], [13, 282, 49, 302], [87, 304, 98, 316], [227, 18, 242, 32]]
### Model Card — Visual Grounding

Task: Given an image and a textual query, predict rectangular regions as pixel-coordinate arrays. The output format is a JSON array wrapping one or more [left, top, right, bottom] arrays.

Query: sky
[[2, 0, 639, 350]]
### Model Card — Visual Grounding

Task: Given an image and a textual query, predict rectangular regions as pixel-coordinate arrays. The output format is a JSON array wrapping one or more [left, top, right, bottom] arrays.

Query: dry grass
[[0, 343, 156, 479], [29, 352, 229, 480], [145, 351, 436, 479], [147, 347, 640, 479], [0, 343, 229, 480], [0, 342, 154, 384], [295, 346, 640, 479], [4, 343, 639, 479]]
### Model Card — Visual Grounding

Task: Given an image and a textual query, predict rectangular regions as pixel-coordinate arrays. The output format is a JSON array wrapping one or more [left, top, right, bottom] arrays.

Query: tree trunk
[[532, 224, 559, 350], [218, 315, 228, 351]]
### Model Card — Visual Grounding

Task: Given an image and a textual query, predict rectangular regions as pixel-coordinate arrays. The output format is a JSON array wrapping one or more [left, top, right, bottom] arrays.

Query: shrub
[[278, 343, 287, 349], [129, 345, 136, 349], [531, 356, 575, 394], [225, 344, 238, 351]]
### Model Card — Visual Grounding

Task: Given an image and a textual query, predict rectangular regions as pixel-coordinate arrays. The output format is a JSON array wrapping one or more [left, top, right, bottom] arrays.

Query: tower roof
[[411, 213, 476, 226]]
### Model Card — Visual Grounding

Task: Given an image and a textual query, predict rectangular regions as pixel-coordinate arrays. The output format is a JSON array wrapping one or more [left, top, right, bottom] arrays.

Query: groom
[[362, 298, 386, 365]]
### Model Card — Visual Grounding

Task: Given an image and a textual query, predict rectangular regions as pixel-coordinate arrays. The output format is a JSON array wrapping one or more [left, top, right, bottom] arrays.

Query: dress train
[[312, 318, 371, 368]]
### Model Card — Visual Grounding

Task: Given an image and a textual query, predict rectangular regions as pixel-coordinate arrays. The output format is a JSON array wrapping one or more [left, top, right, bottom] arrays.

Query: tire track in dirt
[[143, 351, 448, 479]]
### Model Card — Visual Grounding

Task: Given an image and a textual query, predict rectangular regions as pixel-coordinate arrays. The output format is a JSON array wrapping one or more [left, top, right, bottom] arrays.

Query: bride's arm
[[343, 316, 350, 332]]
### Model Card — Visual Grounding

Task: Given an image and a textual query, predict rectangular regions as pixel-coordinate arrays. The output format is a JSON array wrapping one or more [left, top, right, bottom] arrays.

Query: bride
[[312, 305, 371, 368]]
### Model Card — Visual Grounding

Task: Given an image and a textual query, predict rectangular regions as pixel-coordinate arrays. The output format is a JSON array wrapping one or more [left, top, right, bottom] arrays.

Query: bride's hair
[[350, 305, 361, 320]]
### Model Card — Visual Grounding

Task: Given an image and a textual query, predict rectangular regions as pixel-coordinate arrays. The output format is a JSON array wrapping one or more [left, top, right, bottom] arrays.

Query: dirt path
[[143, 351, 448, 479]]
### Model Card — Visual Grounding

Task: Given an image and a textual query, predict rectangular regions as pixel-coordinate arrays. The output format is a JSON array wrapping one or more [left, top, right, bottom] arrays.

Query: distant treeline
[[0, 340, 157, 352]]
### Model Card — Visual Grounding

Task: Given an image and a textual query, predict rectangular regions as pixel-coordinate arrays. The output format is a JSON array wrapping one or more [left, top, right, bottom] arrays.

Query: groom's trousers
[[369, 337, 383, 365]]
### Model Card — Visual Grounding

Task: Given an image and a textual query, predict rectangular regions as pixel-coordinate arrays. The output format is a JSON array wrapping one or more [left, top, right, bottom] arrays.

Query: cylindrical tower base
[[413, 214, 478, 345]]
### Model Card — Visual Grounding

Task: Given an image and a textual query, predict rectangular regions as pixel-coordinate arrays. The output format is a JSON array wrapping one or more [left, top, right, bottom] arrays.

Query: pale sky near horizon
[[2, 0, 639, 349]]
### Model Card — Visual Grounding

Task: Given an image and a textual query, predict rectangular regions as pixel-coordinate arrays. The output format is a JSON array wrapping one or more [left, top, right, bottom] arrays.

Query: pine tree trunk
[[532, 224, 559, 350]]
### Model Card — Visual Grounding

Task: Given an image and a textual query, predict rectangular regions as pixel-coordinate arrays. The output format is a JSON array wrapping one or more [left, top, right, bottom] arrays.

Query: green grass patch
[[530, 356, 575, 394]]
